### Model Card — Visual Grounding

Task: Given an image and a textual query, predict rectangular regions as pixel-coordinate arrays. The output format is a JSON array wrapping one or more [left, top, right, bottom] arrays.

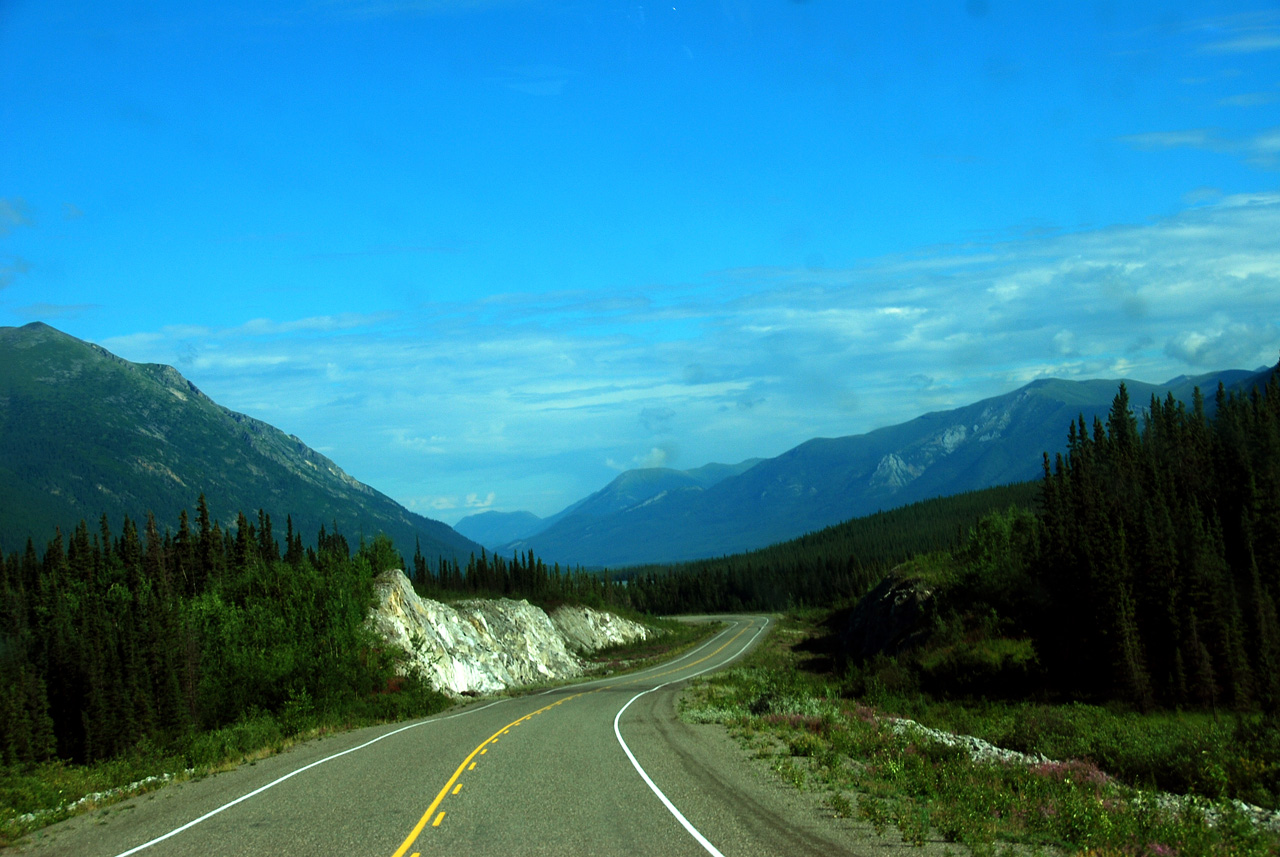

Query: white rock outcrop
[[549, 604, 651, 654], [368, 569, 653, 696]]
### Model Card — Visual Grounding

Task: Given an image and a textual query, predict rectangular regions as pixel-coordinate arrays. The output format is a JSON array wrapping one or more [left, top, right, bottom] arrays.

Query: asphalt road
[[14, 615, 891, 857]]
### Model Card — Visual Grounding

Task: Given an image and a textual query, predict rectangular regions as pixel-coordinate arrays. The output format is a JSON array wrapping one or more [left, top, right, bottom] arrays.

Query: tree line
[[407, 541, 622, 607], [1033, 371, 1280, 711], [0, 499, 436, 767], [856, 365, 1280, 713], [6, 363, 1274, 769], [611, 481, 1042, 614]]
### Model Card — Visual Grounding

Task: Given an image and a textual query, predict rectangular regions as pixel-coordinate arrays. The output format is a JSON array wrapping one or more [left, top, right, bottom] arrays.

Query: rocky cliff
[[367, 569, 653, 695]]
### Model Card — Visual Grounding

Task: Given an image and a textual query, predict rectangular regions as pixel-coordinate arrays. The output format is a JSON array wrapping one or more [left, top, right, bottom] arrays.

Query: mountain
[[455, 459, 763, 551], [453, 510, 546, 550], [548, 460, 765, 522], [505, 369, 1266, 568], [0, 322, 481, 563]]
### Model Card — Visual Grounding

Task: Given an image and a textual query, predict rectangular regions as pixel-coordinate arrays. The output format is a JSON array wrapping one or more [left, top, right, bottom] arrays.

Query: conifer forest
[[2, 365, 1278, 778]]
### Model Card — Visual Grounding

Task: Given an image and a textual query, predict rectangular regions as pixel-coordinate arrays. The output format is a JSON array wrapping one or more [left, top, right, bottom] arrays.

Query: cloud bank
[[102, 193, 1280, 522]]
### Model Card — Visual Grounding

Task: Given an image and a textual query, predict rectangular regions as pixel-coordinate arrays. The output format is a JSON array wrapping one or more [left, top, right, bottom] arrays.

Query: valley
[[7, 4, 1280, 853], [2, 321, 1279, 855]]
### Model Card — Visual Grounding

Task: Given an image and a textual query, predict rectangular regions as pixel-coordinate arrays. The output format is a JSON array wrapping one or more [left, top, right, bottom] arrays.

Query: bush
[[917, 636, 1040, 698], [185, 713, 284, 768]]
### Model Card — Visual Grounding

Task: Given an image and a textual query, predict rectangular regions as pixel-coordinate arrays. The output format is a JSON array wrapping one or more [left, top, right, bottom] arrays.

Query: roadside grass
[[0, 614, 720, 849], [847, 691, 1280, 813], [679, 611, 1280, 856], [0, 752, 187, 844], [0, 680, 454, 849]]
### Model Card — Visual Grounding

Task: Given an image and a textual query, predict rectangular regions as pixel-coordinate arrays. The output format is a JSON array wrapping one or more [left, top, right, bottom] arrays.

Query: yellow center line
[[389, 618, 759, 857], [389, 690, 589, 857]]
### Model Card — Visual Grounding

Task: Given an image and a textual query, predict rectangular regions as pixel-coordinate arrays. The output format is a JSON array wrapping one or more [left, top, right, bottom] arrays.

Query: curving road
[[15, 616, 878, 857]]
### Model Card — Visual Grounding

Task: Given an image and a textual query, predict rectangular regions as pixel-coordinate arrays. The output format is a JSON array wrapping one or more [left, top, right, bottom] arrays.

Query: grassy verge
[[842, 687, 1280, 813], [0, 681, 451, 847], [679, 611, 1280, 857]]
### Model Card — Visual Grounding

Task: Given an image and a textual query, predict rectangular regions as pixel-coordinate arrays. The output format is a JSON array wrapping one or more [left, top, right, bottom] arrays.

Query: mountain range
[[0, 323, 481, 563], [455, 459, 764, 549], [5, 321, 1271, 571], [458, 368, 1269, 567]]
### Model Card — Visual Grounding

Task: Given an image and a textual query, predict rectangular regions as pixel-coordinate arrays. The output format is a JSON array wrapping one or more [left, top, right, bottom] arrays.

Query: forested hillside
[[0, 502, 444, 766], [6, 340, 1276, 785], [0, 478, 1046, 766], [0, 496, 654, 768], [840, 363, 1280, 714], [1036, 376, 1280, 710], [615, 481, 1041, 614], [0, 323, 479, 565]]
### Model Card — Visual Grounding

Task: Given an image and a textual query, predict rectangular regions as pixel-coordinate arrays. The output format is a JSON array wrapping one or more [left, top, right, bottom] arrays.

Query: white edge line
[[111, 699, 508, 857], [114, 615, 756, 856], [542, 618, 745, 696], [611, 617, 769, 857]]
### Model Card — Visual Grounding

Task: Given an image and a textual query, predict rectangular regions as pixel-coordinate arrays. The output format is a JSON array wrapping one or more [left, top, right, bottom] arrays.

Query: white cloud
[[410, 496, 459, 512], [100, 194, 1280, 519], [1186, 11, 1280, 55], [607, 447, 671, 471], [1164, 324, 1277, 368], [0, 198, 33, 236], [16, 301, 99, 318], [496, 65, 576, 97], [1119, 128, 1280, 169], [1183, 186, 1222, 205], [235, 313, 390, 336], [1121, 129, 1220, 151], [0, 256, 32, 289], [1219, 93, 1277, 108], [1199, 33, 1280, 55], [464, 492, 496, 509]]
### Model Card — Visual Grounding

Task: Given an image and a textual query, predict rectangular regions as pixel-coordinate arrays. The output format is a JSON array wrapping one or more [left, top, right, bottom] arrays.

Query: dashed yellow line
[[389, 619, 759, 856], [389, 691, 590, 856]]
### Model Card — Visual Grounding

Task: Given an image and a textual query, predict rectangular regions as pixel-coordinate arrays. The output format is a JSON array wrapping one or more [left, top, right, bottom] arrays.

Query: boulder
[[840, 566, 938, 663]]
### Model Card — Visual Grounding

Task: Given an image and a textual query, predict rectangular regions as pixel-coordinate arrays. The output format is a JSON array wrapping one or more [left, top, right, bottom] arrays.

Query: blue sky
[[2, 1, 1279, 524]]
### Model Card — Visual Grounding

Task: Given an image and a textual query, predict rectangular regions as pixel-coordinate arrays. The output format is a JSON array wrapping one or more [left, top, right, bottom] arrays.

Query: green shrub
[[684, 609, 1280, 855], [185, 713, 284, 768], [917, 636, 1039, 698]]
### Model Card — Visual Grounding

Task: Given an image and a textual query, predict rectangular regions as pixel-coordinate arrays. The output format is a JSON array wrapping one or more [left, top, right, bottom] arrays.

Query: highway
[[14, 616, 878, 856]]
